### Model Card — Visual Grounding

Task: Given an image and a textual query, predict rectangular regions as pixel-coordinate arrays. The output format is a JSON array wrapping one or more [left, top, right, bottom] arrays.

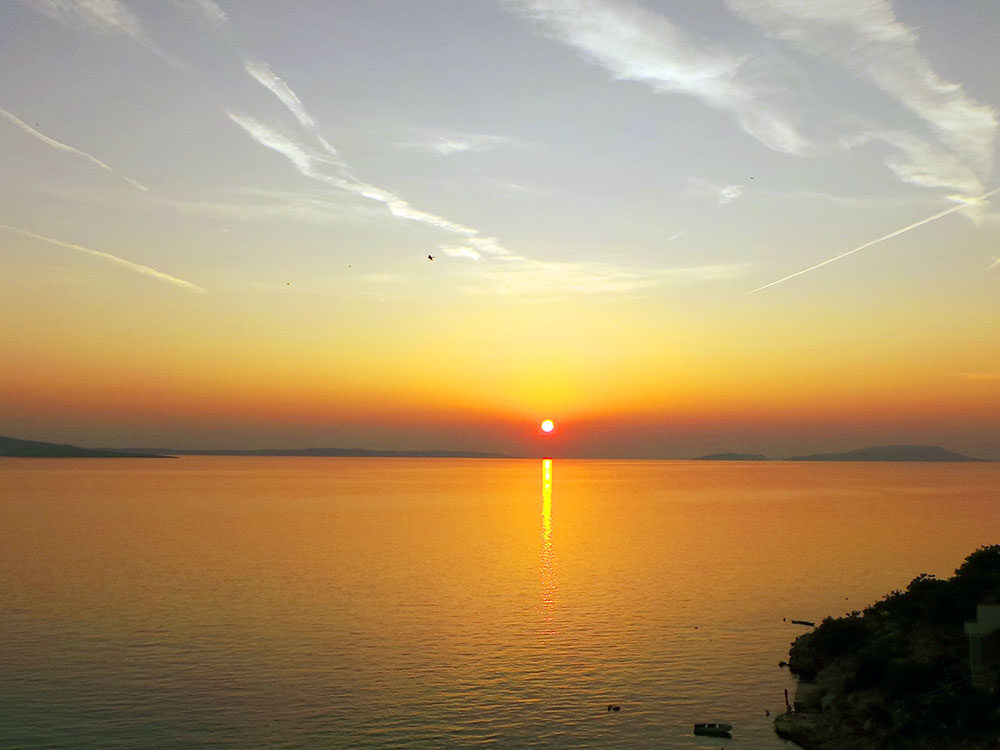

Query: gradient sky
[[1, 0, 998, 458]]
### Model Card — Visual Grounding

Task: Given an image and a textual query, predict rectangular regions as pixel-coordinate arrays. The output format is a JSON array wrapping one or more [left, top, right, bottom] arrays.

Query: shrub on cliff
[[784, 546, 1000, 748]]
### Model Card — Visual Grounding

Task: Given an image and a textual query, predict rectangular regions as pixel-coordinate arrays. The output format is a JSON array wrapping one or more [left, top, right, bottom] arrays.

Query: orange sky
[[1, 2, 998, 458]]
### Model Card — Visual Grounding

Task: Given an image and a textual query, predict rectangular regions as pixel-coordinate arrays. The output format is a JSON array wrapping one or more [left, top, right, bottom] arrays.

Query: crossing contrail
[[0, 225, 205, 293], [748, 187, 1000, 294], [0, 107, 148, 191]]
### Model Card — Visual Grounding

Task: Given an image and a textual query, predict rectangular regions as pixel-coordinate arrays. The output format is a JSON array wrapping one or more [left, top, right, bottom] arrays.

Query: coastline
[[773, 547, 1000, 750]]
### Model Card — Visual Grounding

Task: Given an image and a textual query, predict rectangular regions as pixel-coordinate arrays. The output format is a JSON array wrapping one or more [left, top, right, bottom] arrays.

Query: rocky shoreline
[[774, 546, 1000, 750]]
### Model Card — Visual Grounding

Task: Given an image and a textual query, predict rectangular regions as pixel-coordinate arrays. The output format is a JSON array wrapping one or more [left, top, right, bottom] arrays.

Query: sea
[[1, 457, 998, 748]]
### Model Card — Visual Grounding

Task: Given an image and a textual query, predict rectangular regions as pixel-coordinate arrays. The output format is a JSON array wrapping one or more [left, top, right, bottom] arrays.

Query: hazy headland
[[1, 434, 989, 461]]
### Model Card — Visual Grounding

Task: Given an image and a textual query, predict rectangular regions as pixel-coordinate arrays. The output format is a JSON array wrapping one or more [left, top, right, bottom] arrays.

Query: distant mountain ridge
[[695, 445, 987, 462], [134, 447, 511, 458], [696, 452, 769, 461], [0, 435, 165, 458], [1, 434, 510, 459], [1, 434, 989, 462], [786, 444, 985, 462]]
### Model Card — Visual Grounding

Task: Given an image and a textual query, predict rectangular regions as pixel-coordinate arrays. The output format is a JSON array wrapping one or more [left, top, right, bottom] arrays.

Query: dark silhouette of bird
[[427, 254, 435, 261]]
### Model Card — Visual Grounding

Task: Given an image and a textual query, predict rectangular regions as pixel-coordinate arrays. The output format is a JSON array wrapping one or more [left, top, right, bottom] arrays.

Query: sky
[[1, 0, 998, 458]]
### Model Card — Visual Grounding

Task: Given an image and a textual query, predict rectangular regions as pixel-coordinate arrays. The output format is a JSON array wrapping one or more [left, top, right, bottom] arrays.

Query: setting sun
[[540, 419, 554, 433]]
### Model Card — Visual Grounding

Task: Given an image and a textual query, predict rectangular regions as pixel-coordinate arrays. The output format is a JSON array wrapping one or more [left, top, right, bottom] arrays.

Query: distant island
[[786, 445, 986, 462], [776, 545, 1000, 749], [0, 435, 166, 458], [0, 434, 508, 459], [696, 452, 770, 460], [136, 447, 511, 459], [695, 445, 987, 462], [2, 434, 991, 462]]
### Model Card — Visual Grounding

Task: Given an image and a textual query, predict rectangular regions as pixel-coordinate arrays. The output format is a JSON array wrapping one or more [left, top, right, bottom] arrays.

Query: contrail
[[748, 187, 1000, 294], [226, 112, 513, 255], [243, 60, 342, 162], [0, 225, 205, 293], [0, 108, 148, 191]]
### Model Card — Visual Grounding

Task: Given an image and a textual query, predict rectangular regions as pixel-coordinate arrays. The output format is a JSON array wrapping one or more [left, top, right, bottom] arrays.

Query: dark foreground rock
[[776, 546, 1000, 750]]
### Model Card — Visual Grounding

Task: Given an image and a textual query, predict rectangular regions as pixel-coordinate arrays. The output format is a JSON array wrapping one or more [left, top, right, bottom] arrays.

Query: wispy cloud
[[687, 177, 748, 205], [725, 0, 998, 182], [225, 12, 736, 297], [394, 130, 515, 156], [462, 259, 747, 296], [718, 184, 745, 205], [508, 0, 811, 155], [478, 178, 550, 197], [226, 112, 514, 254], [244, 60, 316, 131], [179, 0, 228, 29], [19, 0, 185, 68], [749, 186, 1000, 294], [0, 107, 148, 191], [842, 130, 985, 195], [243, 60, 341, 161], [1, 224, 205, 293], [441, 246, 482, 261], [166, 188, 382, 225], [227, 112, 735, 295], [990, 258, 1000, 271]]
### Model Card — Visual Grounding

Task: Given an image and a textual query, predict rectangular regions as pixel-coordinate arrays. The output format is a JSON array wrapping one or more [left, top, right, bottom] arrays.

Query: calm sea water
[[2, 457, 998, 748]]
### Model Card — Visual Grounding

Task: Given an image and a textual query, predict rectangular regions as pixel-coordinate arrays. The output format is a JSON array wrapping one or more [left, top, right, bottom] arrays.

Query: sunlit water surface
[[2, 458, 998, 748]]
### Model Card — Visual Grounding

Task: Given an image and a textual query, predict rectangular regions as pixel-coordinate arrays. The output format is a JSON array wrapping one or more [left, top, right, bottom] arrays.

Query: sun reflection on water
[[540, 458, 557, 629]]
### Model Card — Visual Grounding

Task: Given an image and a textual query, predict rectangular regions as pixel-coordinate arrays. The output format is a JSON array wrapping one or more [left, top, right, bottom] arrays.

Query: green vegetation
[[780, 546, 1000, 749]]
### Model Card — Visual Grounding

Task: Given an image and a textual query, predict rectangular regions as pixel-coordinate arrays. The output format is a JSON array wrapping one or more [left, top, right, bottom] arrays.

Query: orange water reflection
[[540, 458, 557, 628]]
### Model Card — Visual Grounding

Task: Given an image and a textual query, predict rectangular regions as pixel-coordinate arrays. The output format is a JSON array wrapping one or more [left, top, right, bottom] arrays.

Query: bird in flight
[[427, 254, 435, 261]]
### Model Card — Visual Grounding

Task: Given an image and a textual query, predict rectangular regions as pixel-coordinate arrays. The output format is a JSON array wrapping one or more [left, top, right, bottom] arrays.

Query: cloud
[[166, 189, 383, 225], [226, 112, 317, 176], [394, 130, 515, 156], [513, 0, 995, 194], [226, 111, 517, 255], [686, 177, 747, 205], [179, 0, 228, 28], [227, 111, 742, 296], [478, 178, 550, 197], [244, 60, 315, 132], [244, 60, 341, 161], [441, 246, 482, 260], [718, 184, 745, 204], [0, 107, 148, 191], [227, 20, 740, 297], [725, 0, 998, 176], [1, 224, 205, 293], [841, 130, 985, 195], [508, 0, 811, 155], [19, 0, 185, 67], [990, 259, 1000, 271], [462, 258, 747, 296]]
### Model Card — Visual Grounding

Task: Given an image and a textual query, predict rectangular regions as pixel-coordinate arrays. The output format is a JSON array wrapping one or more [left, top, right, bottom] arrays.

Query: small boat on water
[[693, 722, 732, 737]]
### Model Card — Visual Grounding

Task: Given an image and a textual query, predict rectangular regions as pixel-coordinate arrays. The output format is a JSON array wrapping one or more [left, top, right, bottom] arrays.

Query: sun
[[540, 419, 555, 433]]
